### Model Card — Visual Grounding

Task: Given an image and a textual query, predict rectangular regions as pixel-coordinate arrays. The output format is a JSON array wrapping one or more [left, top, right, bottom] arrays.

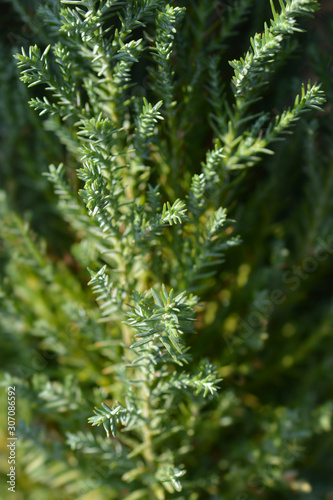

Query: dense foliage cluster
[[1, 0, 333, 499]]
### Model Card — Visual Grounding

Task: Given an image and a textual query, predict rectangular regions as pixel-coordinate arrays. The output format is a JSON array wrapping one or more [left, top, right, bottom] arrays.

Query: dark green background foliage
[[0, 0, 333, 499]]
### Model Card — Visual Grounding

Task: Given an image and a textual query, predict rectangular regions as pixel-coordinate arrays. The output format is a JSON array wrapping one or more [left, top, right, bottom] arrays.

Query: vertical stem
[[140, 368, 165, 500]]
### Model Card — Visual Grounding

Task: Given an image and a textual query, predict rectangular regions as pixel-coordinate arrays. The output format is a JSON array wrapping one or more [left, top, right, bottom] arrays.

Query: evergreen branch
[[15, 44, 80, 119], [221, 82, 325, 170], [125, 285, 197, 364], [78, 159, 122, 235], [131, 197, 187, 247], [149, 5, 185, 112], [10, 1, 330, 497], [66, 429, 129, 463], [202, 144, 225, 186], [160, 199, 188, 225], [113, 39, 144, 97], [230, 0, 319, 96], [135, 98, 164, 158], [77, 113, 123, 155], [45, 163, 94, 232], [88, 401, 142, 438], [188, 208, 240, 289], [28, 96, 63, 116], [156, 464, 186, 493], [187, 173, 206, 219], [59, 2, 108, 40], [88, 265, 127, 319], [37, 374, 83, 412], [15, 44, 52, 87], [154, 360, 222, 398], [266, 81, 325, 140]]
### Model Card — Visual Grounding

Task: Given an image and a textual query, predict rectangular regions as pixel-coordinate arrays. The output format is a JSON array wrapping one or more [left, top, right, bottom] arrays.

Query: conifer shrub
[[1, 1, 333, 499]]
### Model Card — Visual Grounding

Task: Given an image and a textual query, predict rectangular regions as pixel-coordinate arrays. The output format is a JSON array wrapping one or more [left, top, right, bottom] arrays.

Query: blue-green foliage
[[0, 0, 332, 499]]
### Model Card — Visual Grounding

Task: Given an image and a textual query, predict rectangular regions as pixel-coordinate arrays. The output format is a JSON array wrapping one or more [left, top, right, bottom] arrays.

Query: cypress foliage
[[1, 1, 333, 499]]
